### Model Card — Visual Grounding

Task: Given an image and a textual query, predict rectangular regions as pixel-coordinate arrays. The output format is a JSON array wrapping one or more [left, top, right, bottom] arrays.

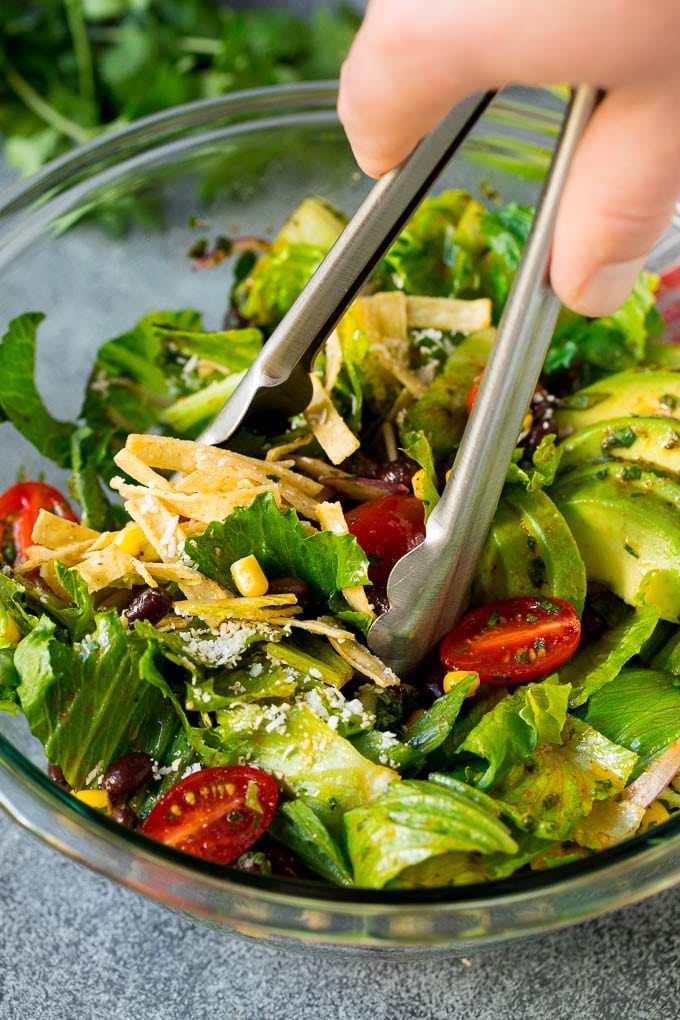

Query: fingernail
[[569, 256, 646, 317]]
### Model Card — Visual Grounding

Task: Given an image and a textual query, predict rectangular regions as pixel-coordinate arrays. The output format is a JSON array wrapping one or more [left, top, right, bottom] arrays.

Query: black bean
[[267, 576, 310, 602], [111, 804, 139, 829], [377, 456, 419, 488], [102, 751, 154, 798], [47, 763, 70, 789], [124, 586, 173, 626]]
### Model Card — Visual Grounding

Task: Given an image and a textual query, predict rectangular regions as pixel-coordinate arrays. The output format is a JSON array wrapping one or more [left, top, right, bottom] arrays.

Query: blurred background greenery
[[0, 0, 364, 177]]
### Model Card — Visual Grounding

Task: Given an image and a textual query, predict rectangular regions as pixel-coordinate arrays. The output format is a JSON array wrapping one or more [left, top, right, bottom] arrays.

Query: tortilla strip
[[32, 509, 99, 547], [316, 501, 376, 621], [406, 295, 492, 332], [303, 373, 360, 465]]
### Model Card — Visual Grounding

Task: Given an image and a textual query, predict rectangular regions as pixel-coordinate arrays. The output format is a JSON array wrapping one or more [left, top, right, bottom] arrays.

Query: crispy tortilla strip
[[406, 296, 492, 332], [123, 494, 189, 563], [323, 328, 343, 392], [19, 539, 96, 571], [316, 502, 376, 621], [113, 480, 268, 526], [285, 618, 354, 641], [355, 292, 408, 345], [265, 435, 312, 462], [112, 448, 173, 490], [75, 544, 157, 593], [174, 595, 302, 627], [303, 373, 360, 465], [326, 631, 400, 688], [123, 434, 323, 496], [32, 510, 99, 547], [372, 346, 428, 398]]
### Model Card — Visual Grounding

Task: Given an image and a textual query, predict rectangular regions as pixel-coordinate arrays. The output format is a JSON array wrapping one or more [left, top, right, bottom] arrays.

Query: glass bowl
[[2, 83, 680, 957]]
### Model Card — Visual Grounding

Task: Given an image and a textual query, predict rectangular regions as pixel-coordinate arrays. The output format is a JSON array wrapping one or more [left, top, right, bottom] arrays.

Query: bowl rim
[[2, 81, 680, 935]]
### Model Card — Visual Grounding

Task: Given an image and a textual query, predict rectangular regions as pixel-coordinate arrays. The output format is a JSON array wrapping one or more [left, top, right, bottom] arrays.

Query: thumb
[[551, 88, 680, 316]]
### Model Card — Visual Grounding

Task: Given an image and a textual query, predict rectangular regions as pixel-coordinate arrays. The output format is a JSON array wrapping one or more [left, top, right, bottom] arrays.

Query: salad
[[2, 188, 680, 891]]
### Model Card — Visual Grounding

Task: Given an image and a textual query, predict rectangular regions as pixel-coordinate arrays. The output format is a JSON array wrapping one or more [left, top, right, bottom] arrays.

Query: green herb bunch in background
[[0, 0, 361, 177]]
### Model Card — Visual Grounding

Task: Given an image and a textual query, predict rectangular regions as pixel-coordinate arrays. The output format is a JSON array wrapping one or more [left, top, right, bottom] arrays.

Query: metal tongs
[[198, 85, 599, 676]]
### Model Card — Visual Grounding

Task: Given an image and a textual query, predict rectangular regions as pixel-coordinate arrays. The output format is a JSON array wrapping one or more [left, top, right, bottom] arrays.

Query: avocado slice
[[558, 415, 680, 475], [555, 368, 680, 435], [471, 484, 587, 615], [550, 466, 680, 621], [554, 459, 680, 508]]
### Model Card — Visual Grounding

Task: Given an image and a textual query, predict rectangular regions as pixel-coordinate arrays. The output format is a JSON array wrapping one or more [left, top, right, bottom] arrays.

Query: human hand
[[338, 0, 680, 316]]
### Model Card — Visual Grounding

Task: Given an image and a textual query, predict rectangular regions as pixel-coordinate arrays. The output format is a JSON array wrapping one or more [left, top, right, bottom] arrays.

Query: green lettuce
[[581, 666, 680, 777], [185, 492, 370, 607], [269, 798, 354, 887], [544, 270, 662, 381], [343, 776, 517, 889], [490, 716, 637, 841], [13, 612, 181, 789], [561, 599, 660, 708], [0, 313, 76, 466], [457, 675, 570, 790]]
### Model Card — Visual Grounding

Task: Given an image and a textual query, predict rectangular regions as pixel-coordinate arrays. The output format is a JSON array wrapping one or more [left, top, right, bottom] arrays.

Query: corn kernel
[[443, 670, 480, 697], [230, 554, 269, 597], [521, 411, 533, 434], [113, 522, 156, 559], [639, 800, 671, 833], [444, 469, 452, 484], [73, 789, 113, 815], [412, 468, 426, 500], [0, 609, 21, 647]]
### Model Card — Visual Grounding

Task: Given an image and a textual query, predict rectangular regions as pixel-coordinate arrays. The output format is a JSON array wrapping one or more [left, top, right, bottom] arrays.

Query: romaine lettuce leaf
[[561, 598, 660, 708], [13, 612, 181, 789], [400, 430, 439, 519], [0, 313, 76, 466], [268, 798, 354, 887], [343, 776, 517, 888], [490, 716, 637, 841], [185, 492, 370, 606], [457, 675, 570, 790], [581, 665, 680, 778], [210, 701, 397, 821], [544, 270, 661, 380]]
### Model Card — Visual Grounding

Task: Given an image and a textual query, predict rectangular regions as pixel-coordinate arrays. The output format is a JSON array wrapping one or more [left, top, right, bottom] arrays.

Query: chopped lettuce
[[561, 599, 660, 708], [581, 666, 680, 778], [544, 271, 662, 381], [0, 313, 76, 466], [13, 612, 181, 789], [343, 776, 518, 889], [210, 701, 397, 821], [456, 675, 570, 790], [185, 492, 370, 608], [490, 716, 637, 841], [269, 798, 354, 887]]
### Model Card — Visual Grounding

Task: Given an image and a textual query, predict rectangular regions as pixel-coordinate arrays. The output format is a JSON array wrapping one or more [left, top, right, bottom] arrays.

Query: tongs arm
[[197, 90, 495, 446], [367, 85, 600, 676]]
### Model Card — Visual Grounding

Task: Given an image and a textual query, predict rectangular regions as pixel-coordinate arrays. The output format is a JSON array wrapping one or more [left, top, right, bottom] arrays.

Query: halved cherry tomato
[[440, 596, 580, 685], [140, 765, 278, 864], [345, 494, 426, 588], [0, 481, 78, 566], [466, 370, 484, 415]]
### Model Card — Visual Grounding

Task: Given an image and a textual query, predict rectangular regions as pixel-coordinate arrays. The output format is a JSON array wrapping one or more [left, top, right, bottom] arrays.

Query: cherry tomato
[[0, 481, 78, 566], [140, 765, 278, 864], [440, 596, 580, 685], [345, 495, 426, 587], [466, 371, 484, 415]]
